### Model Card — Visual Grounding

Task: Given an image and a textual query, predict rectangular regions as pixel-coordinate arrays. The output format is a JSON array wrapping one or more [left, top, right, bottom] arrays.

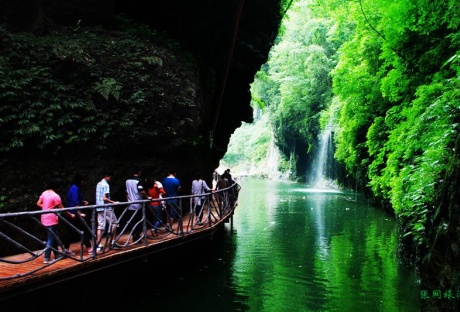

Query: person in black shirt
[[221, 169, 234, 185]]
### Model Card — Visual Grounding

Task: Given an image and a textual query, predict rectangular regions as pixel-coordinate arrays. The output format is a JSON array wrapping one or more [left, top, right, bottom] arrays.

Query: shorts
[[97, 209, 118, 230], [166, 200, 180, 220]]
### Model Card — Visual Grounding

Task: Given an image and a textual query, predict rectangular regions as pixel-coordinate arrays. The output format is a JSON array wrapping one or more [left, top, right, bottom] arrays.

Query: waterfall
[[309, 127, 337, 189]]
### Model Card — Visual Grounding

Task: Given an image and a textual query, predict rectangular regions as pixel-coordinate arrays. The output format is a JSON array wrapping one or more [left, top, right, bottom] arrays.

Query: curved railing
[[0, 183, 240, 280]]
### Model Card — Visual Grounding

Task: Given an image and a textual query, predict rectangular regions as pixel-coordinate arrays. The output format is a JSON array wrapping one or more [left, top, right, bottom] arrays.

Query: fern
[[93, 78, 121, 101]]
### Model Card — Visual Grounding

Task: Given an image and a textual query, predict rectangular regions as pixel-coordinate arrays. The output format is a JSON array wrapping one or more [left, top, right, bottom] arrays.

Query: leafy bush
[[0, 22, 196, 156]]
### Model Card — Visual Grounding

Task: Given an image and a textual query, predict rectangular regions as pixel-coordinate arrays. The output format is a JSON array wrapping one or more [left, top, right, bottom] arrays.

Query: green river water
[[3, 178, 421, 312]]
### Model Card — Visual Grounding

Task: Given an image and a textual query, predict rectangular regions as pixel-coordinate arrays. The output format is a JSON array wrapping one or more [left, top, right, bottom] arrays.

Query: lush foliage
[[324, 0, 460, 246], [266, 4, 337, 158], [0, 21, 196, 156], [239, 0, 460, 249], [222, 109, 275, 176]]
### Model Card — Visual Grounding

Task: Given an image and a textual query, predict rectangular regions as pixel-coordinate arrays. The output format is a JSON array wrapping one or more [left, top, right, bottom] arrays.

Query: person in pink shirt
[[37, 178, 65, 264]]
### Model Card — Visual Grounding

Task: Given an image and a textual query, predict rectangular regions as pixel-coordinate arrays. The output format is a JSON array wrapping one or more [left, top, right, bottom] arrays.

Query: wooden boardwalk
[[0, 186, 239, 301]]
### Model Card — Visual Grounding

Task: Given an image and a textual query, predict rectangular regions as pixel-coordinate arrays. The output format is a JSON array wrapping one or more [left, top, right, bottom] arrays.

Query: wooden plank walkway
[[0, 199, 236, 301]]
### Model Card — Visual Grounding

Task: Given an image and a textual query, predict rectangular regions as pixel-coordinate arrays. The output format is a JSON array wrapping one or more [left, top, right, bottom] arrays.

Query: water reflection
[[232, 178, 420, 312], [2, 178, 420, 312]]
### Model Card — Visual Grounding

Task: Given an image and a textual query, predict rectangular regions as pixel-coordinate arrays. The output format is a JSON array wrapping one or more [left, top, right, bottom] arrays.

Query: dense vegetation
[[1, 0, 459, 308], [0, 20, 199, 157], [222, 2, 460, 309], [228, 0, 460, 272], [0, 0, 286, 220], [0, 17, 210, 214]]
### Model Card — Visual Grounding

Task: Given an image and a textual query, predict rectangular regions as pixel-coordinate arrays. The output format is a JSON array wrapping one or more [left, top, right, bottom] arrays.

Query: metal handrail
[[0, 183, 241, 280]]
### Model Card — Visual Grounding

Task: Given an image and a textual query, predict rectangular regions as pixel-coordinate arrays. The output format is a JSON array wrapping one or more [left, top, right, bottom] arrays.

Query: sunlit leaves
[[222, 111, 276, 175], [267, 2, 338, 153]]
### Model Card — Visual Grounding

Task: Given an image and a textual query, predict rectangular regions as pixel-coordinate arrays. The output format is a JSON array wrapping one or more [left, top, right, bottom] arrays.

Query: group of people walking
[[37, 167, 234, 264]]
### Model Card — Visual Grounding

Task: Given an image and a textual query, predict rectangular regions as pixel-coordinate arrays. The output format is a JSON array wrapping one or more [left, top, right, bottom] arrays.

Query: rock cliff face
[[0, 0, 282, 208]]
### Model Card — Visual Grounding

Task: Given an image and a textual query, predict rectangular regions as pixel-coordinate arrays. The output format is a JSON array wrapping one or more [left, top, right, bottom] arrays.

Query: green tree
[[266, 2, 339, 175]]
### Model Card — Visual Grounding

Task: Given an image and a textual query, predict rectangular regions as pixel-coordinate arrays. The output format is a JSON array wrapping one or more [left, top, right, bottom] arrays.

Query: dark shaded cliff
[[0, 0, 283, 208]]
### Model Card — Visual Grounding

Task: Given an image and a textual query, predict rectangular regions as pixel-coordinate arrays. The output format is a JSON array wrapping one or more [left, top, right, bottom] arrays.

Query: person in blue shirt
[[162, 169, 181, 231], [63, 174, 92, 256]]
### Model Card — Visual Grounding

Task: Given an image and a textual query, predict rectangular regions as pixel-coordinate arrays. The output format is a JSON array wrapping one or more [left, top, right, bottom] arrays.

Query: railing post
[[90, 208, 97, 257], [178, 199, 183, 235], [142, 202, 147, 245]]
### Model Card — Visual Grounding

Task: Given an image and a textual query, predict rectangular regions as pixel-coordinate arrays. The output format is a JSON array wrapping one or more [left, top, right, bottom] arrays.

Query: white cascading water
[[309, 127, 337, 189]]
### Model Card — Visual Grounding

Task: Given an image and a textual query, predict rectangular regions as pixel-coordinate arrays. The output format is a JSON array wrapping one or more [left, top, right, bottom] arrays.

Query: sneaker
[[65, 249, 76, 256], [96, 244, 104, 253], [43, 258, 52, 264], [197, 222, 204, 226]]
